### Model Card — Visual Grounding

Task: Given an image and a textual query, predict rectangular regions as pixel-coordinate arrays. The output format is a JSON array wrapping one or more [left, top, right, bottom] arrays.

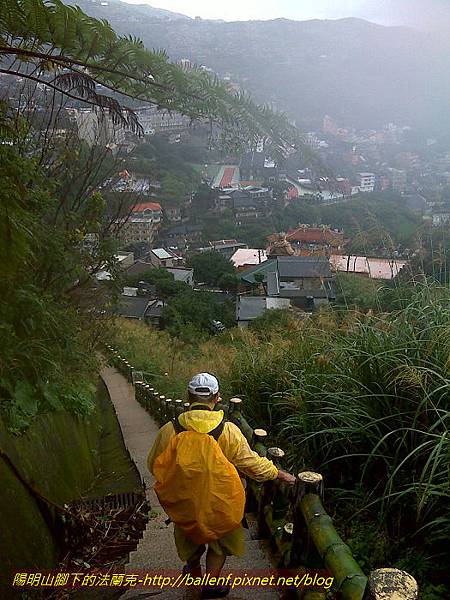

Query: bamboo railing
[[106, 346, 419, 600]]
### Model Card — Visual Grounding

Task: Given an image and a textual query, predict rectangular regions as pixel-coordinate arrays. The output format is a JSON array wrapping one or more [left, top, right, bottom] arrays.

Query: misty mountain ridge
[[80, 0, 190, 21], [65, 0, 450, 134]]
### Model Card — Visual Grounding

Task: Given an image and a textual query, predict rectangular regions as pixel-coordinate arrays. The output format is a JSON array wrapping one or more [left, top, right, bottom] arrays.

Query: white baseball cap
[[188, 373, 219, 396]]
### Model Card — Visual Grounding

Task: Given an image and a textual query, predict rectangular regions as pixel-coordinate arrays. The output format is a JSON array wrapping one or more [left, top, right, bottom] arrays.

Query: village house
[[164, 204, 184, 222], [124, 259, 193, 287], [214, 186, 272, 222], [240, 255, 336, 311], [159, 224, 204, 250], [148, 247, 183, 268], [119, 202, 162, 246], [198, 239, 248, 259], [115, 291, 165, 329], [236, 296, 291, 329], [231, 248, 268, 271]]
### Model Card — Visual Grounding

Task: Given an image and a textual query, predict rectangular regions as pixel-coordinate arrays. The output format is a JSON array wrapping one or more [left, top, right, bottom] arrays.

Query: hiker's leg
[[205, 547, 226, 577], [187, 544, 206, 571], [174, 525, 204, 575]]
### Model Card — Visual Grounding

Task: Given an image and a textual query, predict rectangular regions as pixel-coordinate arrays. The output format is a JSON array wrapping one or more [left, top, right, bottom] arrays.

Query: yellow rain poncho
[[147, 404, 278, 559]]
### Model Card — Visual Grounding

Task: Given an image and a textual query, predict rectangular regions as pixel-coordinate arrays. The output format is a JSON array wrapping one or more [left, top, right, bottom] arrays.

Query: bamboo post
[[165, 398, 174, 421], [149, 385, 155, 410], [134, 382, 143, 404], [257, 446, 284, 537], [229, 398, 253, 441], [215, 398, 229, 417], [291, 472, 324, 568], [268, 448, 290, 522], [153, 391, 160, 419], [267, 447, 285, 470], [282, 521, 293, 542], [253, 428, 268, 456], [229, 397, 242, 417], [143, 384, 150, 409], [146, 387, 153, 412], [159, 395, 166, 421], [299, 482, 367, 599], [144, 387, 151, 412], [364, 569, 418, 600], [279, 522, 295, 571], [297, 471, 324, 499], [175, 399, 184, 418]]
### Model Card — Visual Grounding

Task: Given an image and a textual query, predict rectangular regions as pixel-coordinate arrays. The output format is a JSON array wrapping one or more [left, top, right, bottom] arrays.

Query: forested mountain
[[69, 0, 450, 133]]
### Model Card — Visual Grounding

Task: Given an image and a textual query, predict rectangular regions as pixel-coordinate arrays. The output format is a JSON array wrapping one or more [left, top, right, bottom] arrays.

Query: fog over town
[[1, 2, 449, 599]]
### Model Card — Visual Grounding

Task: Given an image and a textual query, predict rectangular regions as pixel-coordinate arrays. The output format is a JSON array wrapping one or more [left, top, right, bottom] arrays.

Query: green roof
[[240, 260, 277, 284]]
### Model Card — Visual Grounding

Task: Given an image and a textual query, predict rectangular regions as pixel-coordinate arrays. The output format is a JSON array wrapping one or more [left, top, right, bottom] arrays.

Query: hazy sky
[[124, 0, 450, 28]]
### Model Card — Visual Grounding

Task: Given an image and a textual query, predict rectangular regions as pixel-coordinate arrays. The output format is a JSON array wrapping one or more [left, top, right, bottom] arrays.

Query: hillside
[[67, 0, 450, 133]]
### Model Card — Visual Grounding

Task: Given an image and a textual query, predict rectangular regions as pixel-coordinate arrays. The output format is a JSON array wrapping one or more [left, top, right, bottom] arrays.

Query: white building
[[357, 172, 376, 193], [136, 108, 190, 135], [76, 110, 125, 148], [432, 212, 450, 227]]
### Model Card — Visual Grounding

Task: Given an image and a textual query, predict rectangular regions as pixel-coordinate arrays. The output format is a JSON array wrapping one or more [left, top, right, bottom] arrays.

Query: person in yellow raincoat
[[147, 373, 296, 599]]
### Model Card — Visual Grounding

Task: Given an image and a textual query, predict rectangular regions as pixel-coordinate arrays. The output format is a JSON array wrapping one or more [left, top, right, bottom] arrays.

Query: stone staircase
[[101, 367, 279, 600]]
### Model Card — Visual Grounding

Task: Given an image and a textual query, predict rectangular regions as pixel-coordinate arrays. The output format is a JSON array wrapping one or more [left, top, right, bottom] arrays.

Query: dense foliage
[[0, 144, 100, 430], [123, 267, 234, 339], [187, 251, 237, 288]]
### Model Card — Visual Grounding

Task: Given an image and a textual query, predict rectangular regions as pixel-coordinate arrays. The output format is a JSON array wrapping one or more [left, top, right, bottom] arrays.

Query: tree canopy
[[187, 251, 236, 288]]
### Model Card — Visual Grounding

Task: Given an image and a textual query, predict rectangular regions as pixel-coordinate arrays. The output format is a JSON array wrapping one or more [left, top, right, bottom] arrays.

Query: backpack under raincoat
[[153, 418, 246, 545]]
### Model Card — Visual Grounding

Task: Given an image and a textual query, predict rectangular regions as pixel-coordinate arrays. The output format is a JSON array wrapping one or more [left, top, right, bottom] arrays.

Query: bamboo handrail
[[105, 346, 419, 600]]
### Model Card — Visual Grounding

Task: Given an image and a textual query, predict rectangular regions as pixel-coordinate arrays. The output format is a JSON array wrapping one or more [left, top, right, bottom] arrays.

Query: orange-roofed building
[[119, 202, 162, 246], [284, 225, 345, 257], [132, 202, 162, 215]]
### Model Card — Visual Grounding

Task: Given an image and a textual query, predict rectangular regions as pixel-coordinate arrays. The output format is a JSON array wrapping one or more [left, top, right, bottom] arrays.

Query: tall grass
[[227, 284, 449, 592], [108, 318, 240, 399]]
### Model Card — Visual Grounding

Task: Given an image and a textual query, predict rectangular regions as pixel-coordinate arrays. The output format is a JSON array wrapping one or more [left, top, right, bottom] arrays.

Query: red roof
[[132, 202, 162, 213], [220, 167, 236, 188], [287, 227, 344, 246]]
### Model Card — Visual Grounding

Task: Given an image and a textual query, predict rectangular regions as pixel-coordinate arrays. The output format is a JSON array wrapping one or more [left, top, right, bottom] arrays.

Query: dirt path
[[101, 366, 279, 599]]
